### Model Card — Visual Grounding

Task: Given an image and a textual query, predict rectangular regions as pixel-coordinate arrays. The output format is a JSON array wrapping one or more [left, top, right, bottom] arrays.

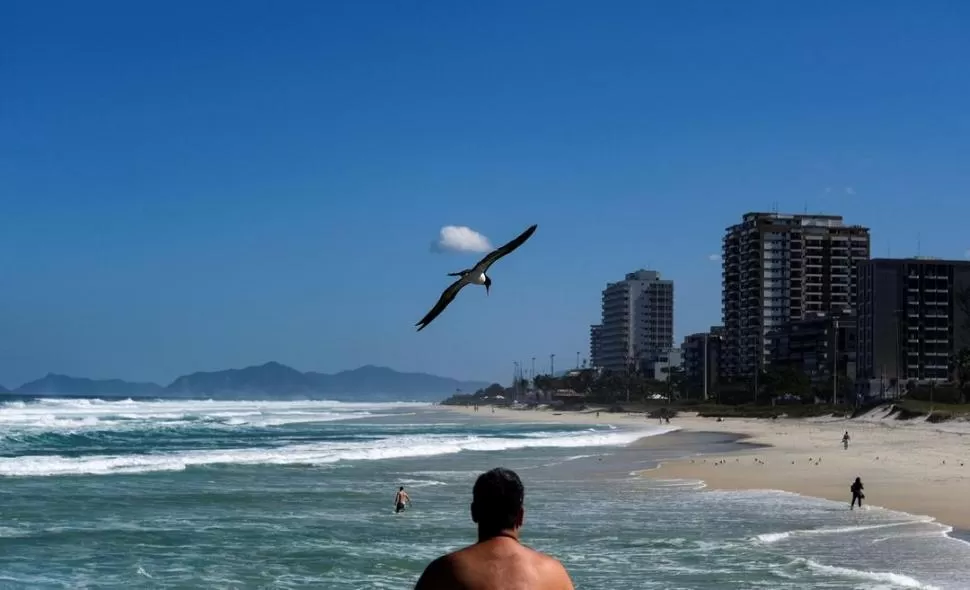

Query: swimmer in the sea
[[395, 486, 411, 513]]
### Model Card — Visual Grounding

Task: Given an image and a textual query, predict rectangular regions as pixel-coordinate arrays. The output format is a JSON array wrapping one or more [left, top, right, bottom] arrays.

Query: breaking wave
[[0, 397, 667, 477]]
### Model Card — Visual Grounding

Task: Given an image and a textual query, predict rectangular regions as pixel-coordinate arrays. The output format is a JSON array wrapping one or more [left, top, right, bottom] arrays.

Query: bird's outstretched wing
[[474, 224, 538, 273], [416, 277, 469, 331]]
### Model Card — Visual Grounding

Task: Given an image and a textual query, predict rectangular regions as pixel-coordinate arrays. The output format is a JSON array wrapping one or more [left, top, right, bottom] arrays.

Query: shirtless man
[[395, 486, 411, 513], [414, 467, 574, 590]]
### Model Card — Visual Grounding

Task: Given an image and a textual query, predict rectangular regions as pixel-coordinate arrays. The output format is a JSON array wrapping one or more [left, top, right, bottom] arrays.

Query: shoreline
[[441, 405, 970, 532]]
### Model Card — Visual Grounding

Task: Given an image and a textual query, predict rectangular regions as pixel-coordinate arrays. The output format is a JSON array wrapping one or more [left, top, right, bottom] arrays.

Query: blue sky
[[2, 1, 969, 387]]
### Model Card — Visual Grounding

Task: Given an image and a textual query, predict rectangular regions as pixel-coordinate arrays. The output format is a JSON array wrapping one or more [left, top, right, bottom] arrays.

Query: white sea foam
[[0, 398, 418, 436], [397, 478, 447, 488], [793, 558, 940, 589], [756, 519, 935, 544], [0, 426, 671, 477]]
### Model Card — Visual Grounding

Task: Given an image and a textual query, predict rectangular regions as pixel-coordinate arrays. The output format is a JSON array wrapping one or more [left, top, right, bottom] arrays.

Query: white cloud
[[844, 186, 856, 195], [708, 253, 722, 262], [431, 225, 493, 253]]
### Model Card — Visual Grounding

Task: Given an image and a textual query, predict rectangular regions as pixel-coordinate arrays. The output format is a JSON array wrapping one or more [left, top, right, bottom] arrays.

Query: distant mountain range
[[2, 363, 490, 401]]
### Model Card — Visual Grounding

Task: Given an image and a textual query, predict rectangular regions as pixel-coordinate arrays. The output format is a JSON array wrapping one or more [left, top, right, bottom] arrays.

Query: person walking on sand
[[842, 431, 850, 450], [414, 467, 574, 590], [850, 477, 864, 510], [395, 486, 411, 513]]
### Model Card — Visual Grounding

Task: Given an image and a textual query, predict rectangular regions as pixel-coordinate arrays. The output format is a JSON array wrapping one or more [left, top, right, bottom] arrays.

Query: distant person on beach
[[414, 467, 575, 590], [850, 477, 864, 509], [395, 486, 411, 513], [842, 431, 850, 449]]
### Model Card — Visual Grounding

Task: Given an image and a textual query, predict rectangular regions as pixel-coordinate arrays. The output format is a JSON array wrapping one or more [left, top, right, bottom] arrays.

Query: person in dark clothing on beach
[[850, 477, 864, 509], [414, 467, 574, 590]]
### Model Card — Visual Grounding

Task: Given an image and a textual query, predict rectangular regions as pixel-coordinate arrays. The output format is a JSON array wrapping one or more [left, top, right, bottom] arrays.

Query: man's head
[[399, 486, 404, 491], [471, 467, 524, 533]]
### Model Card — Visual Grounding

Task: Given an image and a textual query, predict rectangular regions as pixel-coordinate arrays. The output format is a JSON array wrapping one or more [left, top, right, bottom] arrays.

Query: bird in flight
[[416, 224, 538, 332]]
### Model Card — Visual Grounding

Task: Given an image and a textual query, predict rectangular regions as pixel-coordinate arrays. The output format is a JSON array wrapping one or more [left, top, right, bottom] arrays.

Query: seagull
[[416, 223, 538, 331]]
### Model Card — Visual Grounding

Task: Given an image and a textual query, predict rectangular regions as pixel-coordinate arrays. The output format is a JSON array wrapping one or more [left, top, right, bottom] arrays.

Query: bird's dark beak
[[485, 284, 490, 296]]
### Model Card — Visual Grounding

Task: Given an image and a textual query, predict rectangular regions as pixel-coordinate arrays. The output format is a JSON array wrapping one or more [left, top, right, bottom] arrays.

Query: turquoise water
[[1, 398, 968, 589]]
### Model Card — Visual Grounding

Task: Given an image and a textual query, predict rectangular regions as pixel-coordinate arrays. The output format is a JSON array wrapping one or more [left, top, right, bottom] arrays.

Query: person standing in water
[[850, 477, 864, 509], [395, 486, 411, 513]]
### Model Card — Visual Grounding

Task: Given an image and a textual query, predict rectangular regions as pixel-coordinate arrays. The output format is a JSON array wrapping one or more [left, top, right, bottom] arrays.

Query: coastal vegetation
[[443, 360, 970, 423]]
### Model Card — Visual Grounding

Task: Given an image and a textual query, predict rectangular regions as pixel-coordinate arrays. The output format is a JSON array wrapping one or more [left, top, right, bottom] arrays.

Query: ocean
[[1, 398, 968, 589]]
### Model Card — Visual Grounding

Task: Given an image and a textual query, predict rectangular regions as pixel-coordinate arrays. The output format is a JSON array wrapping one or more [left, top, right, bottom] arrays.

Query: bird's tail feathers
[[447, 268, 471, 277]]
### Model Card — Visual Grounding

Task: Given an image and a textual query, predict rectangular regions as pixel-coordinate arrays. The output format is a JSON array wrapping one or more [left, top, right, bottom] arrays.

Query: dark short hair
[[472, 467, 524, 530], [399, 486, 404, 491]]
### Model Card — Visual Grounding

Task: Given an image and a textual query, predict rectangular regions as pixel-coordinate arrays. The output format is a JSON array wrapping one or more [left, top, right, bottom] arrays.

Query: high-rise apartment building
[[856, 257, 970, 397], [594, 269, 674, 372], [721, 212, 870, 377]]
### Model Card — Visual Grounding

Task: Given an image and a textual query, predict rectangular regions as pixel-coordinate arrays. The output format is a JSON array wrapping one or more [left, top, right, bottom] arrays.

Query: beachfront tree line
[[445, 348, 970, 407], [530, 365, 819, 406], [446, 364, 816, 407]]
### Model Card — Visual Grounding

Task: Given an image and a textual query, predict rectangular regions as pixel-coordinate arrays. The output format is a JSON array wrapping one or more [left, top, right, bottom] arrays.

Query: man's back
[[415, 537, 573, 590], [414, 467, 574, 590]]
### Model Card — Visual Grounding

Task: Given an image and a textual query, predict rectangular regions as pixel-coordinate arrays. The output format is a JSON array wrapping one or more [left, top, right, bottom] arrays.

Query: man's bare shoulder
[[524, 546, 573, 587], [415, 543, 573, 590], [414, 553, 460, 589]]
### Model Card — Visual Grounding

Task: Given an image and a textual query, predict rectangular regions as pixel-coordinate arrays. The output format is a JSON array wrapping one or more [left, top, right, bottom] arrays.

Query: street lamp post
[[832, 320, 839, 406], [894, 309, 902, 399], [512, 361, 519, 404], [703, 334, 709, 402]]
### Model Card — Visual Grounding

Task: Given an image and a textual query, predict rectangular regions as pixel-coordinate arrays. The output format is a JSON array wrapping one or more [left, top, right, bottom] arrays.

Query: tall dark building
[[856, 257, 970, 397], [589, 324, 603, 369], [769, 310, 857, 402], [682, 326, 723, 399], [721, 212, 870, 378]]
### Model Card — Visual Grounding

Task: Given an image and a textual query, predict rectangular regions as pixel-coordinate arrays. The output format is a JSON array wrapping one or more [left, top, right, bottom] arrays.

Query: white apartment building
[[593, 269, 674, 373]]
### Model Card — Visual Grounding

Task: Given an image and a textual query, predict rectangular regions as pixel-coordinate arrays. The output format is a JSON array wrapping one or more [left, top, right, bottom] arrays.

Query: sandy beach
[[443, 404, 970, 530]]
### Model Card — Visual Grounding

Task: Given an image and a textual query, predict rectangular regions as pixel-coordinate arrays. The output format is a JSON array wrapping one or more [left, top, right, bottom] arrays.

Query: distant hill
[[5, 363, 489, 401], [166, 361, 312, 397], [14, 374, 165, 396], [0, 383, 7, 393], [167, 362, 489, 401], [306, 365, 489, 399]]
